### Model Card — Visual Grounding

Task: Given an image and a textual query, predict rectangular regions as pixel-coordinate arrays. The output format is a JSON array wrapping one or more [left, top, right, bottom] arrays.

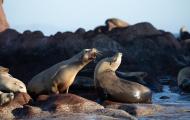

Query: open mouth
[[88, 49, 102, 60]]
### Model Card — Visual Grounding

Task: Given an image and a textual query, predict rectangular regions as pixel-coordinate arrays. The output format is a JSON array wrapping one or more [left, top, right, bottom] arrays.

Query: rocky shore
[[0, 20, 190, 119]]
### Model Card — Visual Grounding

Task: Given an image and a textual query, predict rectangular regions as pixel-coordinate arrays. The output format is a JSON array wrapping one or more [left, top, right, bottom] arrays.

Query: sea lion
[[0, 66, 27, 93], [180, 26, 190, 41], [106, 18, 129, 31], [0, 91, 14, 105], [28, 48, 100, 95], [94, 53, 152, 103], [116, 71, 148, 85], [178, 67, 190, 91]]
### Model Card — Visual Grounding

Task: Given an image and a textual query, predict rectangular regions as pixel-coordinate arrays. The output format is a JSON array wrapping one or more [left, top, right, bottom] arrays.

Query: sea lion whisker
[[96, 50, 103, 56]]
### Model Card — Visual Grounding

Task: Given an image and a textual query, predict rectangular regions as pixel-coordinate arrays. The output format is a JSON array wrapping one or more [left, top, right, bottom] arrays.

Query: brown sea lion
[[178, 67, 190, 91], [0, 66, 27, 93], [0, 91, 14, 105], [27, 48, 100, 95], [106, 18, 129, 31], [180, 26, 190, 41], [94, 53, 152, 103]]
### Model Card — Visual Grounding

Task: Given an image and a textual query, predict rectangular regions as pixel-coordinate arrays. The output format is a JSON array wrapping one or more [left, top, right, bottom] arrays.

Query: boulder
[[35, 93, 104, 113]]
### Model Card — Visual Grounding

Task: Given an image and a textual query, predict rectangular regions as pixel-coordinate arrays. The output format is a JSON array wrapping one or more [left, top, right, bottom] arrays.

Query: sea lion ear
[[0, 66, 9, 73]]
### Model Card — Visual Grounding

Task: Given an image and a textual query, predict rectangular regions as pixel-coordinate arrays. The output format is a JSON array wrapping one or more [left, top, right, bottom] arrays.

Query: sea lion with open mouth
[[28, 48, 100, 95]]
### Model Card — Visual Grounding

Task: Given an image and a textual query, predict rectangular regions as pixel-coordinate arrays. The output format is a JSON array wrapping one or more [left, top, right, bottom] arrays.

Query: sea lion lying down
[[28, 48, 100, 95], [0, 66, 27, 93], [94, 53, 152, 103], [178, 67, 190, 91]]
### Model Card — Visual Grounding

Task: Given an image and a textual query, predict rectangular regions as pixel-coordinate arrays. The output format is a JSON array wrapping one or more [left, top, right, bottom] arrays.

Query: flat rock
[[36, 93, 104, 113], [103, 100, 163, 116]]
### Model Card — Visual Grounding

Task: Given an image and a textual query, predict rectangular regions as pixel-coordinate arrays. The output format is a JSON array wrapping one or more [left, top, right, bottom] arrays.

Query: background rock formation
[[0, 0, 9, 32]]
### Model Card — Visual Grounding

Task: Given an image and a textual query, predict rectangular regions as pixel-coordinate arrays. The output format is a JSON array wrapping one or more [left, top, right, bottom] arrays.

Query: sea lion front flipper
[[51, 81, 59, 94]]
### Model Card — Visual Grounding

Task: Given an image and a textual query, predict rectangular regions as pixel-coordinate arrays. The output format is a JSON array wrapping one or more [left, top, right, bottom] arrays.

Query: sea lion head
[[80, 48, 100, 64], [95, 52, 122, 75], [12, 80, 27, 93], [0, 92, 14, 105], [180, 26, 188, 33]]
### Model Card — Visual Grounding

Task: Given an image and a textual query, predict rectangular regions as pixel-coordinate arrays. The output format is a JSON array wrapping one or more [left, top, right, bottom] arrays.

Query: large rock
[[35, 93, 104, 113], [15, 94, 136, 120]]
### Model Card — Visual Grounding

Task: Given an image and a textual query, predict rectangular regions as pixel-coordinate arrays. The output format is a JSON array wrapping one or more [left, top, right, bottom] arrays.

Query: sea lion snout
[[85, 48, 101, 60]]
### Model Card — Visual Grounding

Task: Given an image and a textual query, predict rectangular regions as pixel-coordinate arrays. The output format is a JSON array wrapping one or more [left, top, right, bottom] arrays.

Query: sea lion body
[[94, 53, 152, 103], [178, 67, 190, 91], [28, 48, 99, 95], [180, 26, 190, 41], [106, 18, 129, 31], [0, 66, 27, 93], [0, 91, 14, 105]]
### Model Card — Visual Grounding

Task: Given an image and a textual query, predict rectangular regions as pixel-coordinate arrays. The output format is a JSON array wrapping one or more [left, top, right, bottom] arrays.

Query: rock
[[0, 1, 9, 32], [22, 112, 132, 120], [103, 100, 163, 117], [160, 96, 170, 99], [75, 28, 86, 34], [88, 108, 137, 120], [35, 93, 104, 113], [14, 94, 137, 120], [0, 92, 31, 119]]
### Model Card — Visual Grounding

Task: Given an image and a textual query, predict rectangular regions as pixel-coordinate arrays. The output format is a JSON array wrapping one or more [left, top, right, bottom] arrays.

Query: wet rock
[[35, 93, 104, 113], [88, 108, 137, 120], [160, 96, 170, 99], [103, 100, 163, 116], [23, 112, 132, 120], [15, 94, 137, 120]]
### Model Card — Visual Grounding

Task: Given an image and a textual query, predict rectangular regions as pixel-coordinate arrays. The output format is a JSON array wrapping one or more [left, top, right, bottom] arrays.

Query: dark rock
[[160, 96, 170, 99], [75, 28, 86, 34]]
